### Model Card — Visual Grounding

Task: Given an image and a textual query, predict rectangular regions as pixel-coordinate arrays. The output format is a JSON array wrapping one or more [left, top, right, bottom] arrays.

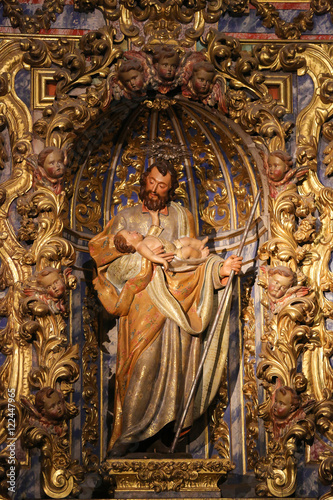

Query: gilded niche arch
[[63, 85, 267, 480], [69, 97, 267, 249]]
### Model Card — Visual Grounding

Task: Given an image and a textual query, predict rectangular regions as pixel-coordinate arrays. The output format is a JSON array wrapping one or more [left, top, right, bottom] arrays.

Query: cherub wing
[[104, 71, 123, 106], [25, 153, 38, 171], [22, 286, 38, 297], [258, 265, 268, 289], [208, 76, 228, 113], [63, 268, 77, 289], [255, 143, 269, 173], [20, 396, 43, 420]]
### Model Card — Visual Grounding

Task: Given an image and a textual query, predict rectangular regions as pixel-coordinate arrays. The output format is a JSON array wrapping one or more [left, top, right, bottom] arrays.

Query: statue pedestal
[[101, 458, 233, 498]]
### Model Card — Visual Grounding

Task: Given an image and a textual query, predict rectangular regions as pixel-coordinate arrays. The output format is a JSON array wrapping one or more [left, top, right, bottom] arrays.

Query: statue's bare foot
[[201, 246, 210, 258], [199, 236, 209, 250]]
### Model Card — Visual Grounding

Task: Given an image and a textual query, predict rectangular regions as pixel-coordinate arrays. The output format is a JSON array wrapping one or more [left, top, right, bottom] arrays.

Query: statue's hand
[[159, 251, 174, 263], [152, 255, 171, 271], [152, 245, 175, 263], [161, 258, 169, 271], [219, 255, 243, 278], [151, 244, 163, 255]]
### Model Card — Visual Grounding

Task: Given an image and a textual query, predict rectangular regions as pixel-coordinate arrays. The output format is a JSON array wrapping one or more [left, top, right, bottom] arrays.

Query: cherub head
[[267, 150, 293, 182], [36, 267, 66, 301], [114, 229, 144, 254], [190, 61, 215, 97], [272, 386, 300, 422], [35, 387, 66, 423], [118, 59, 145, 93], [267, 266, 296, 301], [153, 46, 180, 82], [38, 147, 66, 181]]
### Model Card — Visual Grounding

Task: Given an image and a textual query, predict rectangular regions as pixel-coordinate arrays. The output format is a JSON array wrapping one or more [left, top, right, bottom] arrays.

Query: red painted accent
[[249, 2, 310, 8], [46, 82, 57, 97], [267, 85, 280, 100], [221, 32, 333, 40], [39, 28, 88, 35]]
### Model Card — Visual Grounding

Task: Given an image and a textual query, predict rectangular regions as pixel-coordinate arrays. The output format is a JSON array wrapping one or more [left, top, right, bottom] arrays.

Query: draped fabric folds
[[89, 202, 230, 450]]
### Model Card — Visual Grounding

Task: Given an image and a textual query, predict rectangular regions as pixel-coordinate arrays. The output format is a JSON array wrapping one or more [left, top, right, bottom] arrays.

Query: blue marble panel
[[52, 6, 105, 31], [296, 458, 320, 497], [217, 9, 333, 36], [0, 4, 12, 27], [311, 12, 333, 35], [219, 11, 271, 33], [15, 450, 41, 499], [12, 4, 106, 31], [297, 74, 314, 117], [15, 69, 31, 110], [317, 131, 333, 189]]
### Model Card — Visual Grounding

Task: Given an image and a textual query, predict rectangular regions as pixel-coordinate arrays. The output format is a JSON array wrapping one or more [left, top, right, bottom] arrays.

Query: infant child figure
[[34, 147, 66, 195], [271, 386, 305, 440], [35, 387, 66, 424], [267, 266, 295, 302], [36, 267, 67, 314], [152, 45, 180, 93], [265, 150, 308, 198], [118, 59, 146, 97], [188, 61, 215, 99], [266, 266, 308, 314], [267, 151, 293, 183], [114, 229, 209, 271], [30, 387, 67, 436]]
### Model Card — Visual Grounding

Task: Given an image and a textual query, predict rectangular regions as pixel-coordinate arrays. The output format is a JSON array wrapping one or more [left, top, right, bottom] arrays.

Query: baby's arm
[[149, 210, 160, 226], [137, 241, 169, 270]]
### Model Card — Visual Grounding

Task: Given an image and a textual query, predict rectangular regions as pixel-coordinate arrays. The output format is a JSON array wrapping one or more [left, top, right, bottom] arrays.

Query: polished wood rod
[[170, 190, 261, 454]]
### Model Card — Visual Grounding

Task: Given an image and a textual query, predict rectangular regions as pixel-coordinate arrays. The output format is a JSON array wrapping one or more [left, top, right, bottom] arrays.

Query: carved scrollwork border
[[254, 41, 333, 497], [1, 0, 332, 42], [0, 36, 84, 498]]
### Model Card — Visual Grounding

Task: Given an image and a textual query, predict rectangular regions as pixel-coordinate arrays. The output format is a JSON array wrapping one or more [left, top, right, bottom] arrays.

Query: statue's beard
[[141, 190, 170, 211]]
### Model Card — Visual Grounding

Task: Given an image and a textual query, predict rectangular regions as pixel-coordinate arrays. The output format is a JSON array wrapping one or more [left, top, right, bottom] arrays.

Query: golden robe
[[89, 202, 229, 450]]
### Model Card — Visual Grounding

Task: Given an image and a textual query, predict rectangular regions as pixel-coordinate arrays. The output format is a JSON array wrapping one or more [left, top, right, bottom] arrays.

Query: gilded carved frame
[[0, 14, 333, 500]]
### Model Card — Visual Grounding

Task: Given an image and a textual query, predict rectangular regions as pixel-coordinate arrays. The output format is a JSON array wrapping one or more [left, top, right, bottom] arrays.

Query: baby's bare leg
[[181, 246, 201, 259], [181, 245, 210, 259]]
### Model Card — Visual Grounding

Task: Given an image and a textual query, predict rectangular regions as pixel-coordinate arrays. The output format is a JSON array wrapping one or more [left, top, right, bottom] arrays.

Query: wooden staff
[[170, 190, 261, 453]]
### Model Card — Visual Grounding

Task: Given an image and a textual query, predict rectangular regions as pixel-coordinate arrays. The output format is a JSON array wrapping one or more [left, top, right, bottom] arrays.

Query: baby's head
[[118, 59, 145, 92], [268, 266, 296, 300], [114, 229, 144, 254], [37, 267, 66, 300], [38, 147, 65, 180], [272, 386, 300, 421], [35, 387, 66, 422], [267, 150, 293, 182], [191, 61, 215, 97], [153, 46, 180, 82]]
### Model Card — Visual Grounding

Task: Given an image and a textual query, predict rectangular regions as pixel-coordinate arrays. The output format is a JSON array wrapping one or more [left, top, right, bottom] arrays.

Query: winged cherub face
[[121, 69, 144, 92]]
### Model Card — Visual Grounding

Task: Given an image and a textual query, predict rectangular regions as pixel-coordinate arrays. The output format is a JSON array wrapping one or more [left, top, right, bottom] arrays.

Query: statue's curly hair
[[114, 232, 135, 254], [38, 147, 65, 168]]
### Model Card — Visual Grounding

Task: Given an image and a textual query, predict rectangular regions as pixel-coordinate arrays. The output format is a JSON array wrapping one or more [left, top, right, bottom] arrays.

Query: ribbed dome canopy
[[70, 97, 265, 248]]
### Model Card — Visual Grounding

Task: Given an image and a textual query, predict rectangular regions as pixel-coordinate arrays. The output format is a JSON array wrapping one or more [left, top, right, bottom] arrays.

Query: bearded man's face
[[141, 166, 172, 211]]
